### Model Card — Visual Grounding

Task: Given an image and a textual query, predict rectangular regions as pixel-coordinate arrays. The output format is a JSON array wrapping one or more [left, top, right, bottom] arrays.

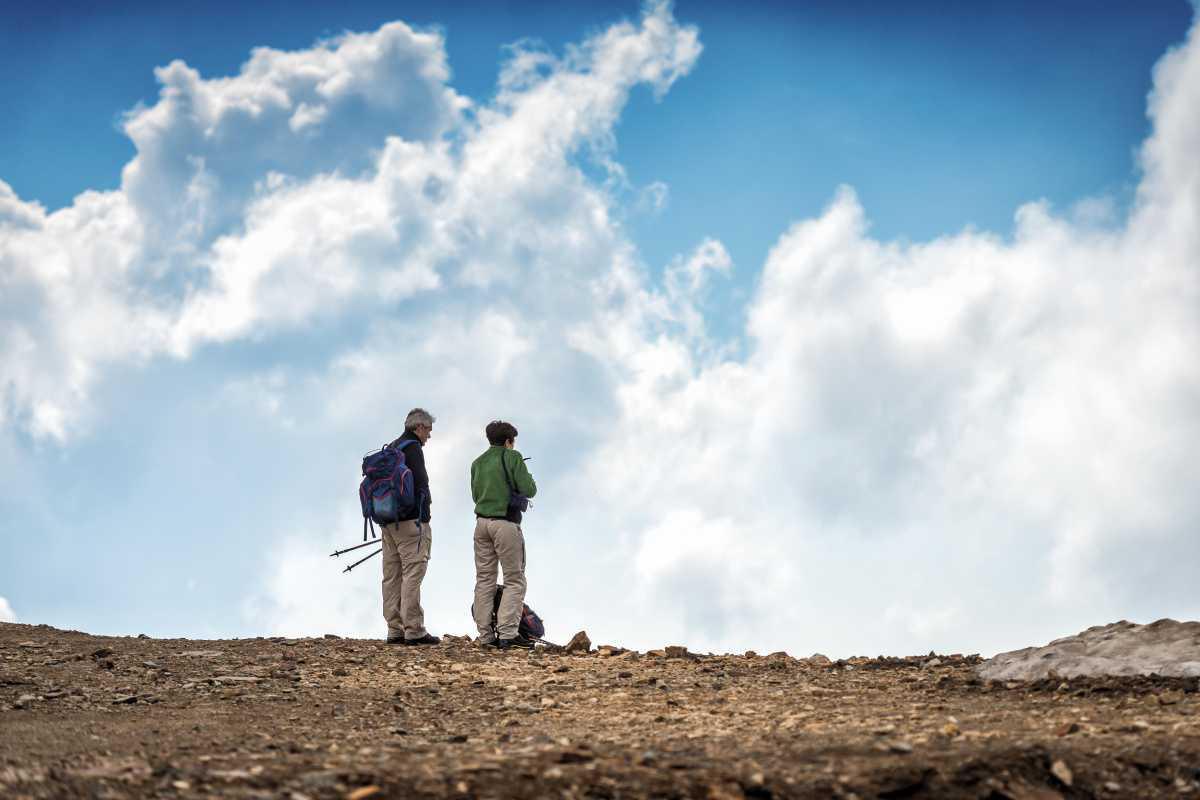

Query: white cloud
[[635, 180, 669, 214], [0, 597, 16, 623], [0, 19, 470, 440], [577, 12, 1200, 656], [1, 3, 1197, 659]]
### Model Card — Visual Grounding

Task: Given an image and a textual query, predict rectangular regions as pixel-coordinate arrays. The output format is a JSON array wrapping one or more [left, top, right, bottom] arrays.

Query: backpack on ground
[[358, 439, 418, 540], [472, 585, 546, 642]]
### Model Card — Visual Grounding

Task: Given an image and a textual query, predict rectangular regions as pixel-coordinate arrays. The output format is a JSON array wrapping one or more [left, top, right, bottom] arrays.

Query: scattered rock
[[1050, 759, 1073, 787], [2, 621, 1196, 798], [557, 748, 594, 764], [1055, 722, 1080, 736], [564, 631, 591, 654]]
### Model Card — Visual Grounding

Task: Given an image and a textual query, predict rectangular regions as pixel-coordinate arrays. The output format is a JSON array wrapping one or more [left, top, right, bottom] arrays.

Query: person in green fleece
[[470, 420, 538, 649]]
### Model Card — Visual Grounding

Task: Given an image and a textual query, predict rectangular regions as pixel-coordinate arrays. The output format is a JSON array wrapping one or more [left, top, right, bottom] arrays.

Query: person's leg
[[396, 520, 429, 640], [493, 520, 527, 641], [380, 524, 404, 640], [472, 518, 499, 643]]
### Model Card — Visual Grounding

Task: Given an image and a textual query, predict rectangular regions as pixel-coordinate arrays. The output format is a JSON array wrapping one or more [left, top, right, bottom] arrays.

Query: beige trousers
[[381, 520, 431, 639], [472, 518, 526, 641]]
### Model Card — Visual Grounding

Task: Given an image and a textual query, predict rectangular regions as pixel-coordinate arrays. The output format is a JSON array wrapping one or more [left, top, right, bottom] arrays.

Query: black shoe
[[385, 635, 405, 645], [494, 637, 534, 650], [404, 634, 441, 646]]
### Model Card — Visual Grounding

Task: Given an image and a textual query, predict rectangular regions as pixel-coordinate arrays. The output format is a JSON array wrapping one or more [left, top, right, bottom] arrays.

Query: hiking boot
[[385, 635, 405, 645], [404, 634, 441, 646], [494, 637, 534, 650]]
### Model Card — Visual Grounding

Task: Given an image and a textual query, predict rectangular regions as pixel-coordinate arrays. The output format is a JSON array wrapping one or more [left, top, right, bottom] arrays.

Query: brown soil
[[2, 622, 1198, 799]]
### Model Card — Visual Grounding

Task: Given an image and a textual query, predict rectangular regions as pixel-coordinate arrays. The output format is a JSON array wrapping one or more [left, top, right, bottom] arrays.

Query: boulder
[[977, 619, 1200, 680]]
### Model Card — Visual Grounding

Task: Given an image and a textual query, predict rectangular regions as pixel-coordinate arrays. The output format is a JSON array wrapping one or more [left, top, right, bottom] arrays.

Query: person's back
[[470, 447, 535, 523], [470, 420, 537, 648]]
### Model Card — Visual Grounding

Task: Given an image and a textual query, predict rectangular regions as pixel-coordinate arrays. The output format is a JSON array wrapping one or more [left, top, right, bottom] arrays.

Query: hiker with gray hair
[[381, 407, 440, 645], [470, 420, 538, 649]]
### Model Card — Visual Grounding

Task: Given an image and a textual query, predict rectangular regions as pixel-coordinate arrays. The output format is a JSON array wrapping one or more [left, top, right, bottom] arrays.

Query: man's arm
[[510, 450, 537, 498], [470, 459, 481, 505], [404, 441, 431, 518]]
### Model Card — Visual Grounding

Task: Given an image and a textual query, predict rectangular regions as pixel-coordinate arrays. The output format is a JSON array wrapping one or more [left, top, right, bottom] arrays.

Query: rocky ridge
[[978, 619, 1200, 681], [2, 622, 1199, 798]]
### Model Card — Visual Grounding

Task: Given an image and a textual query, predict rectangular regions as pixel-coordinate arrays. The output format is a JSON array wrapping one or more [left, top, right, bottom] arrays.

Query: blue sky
[[1, 1, 1197, 656], [3, 1, 1189, 273]]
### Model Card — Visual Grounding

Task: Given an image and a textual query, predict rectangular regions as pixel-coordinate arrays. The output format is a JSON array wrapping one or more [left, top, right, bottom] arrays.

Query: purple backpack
[[472, 585, 546, 642], [358, 440, 419, 539]]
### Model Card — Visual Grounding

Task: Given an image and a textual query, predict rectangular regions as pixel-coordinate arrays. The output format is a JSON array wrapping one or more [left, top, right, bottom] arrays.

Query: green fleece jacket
[[470, 446, 537, 518]]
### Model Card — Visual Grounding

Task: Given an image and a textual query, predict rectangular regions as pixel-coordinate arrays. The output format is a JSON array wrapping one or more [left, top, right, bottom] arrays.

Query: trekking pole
[[329, 538, 381, 558], [342, 547, 381, 573]]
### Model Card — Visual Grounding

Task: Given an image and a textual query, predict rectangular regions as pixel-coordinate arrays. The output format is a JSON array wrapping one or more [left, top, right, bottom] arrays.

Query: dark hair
[[485, 420, 518, 446]]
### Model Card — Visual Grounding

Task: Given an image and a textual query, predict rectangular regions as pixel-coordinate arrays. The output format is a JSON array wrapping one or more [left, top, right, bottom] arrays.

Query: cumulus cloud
[[0, 597, 16, 623], [0, 18, 470, 439], [0, 1, 701, 441], [1, 2, 1197, 657], [579, 12, 1200, 655]]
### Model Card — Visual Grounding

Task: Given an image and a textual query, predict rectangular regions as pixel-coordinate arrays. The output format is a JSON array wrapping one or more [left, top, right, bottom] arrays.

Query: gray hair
[[404, 407, 436, 430]]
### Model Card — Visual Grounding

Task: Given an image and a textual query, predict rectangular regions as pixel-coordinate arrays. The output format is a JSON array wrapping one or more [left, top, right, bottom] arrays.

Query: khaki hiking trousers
[[472, 518, 526, 642], [381, 520, 432, 640]]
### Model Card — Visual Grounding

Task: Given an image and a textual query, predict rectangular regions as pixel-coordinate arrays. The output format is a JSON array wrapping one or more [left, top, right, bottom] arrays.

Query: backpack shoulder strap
[[499, 448, 515, 491], [389, 436, 420, 452]]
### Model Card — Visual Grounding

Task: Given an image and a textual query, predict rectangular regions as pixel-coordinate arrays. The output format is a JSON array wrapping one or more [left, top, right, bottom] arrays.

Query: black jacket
[[389, 431, 431, 523]]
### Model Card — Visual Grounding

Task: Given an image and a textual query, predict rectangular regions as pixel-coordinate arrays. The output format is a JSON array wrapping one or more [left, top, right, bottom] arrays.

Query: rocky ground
[[2, 622, 1199, 799]]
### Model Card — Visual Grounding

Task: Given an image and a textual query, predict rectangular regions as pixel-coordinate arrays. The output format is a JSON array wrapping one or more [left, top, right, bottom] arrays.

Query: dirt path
[[2, 622, 1198, 798]]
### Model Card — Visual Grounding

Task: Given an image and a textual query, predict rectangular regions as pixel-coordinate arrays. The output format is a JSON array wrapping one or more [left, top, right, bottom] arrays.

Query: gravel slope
[[2, 622, 1199, 798]]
